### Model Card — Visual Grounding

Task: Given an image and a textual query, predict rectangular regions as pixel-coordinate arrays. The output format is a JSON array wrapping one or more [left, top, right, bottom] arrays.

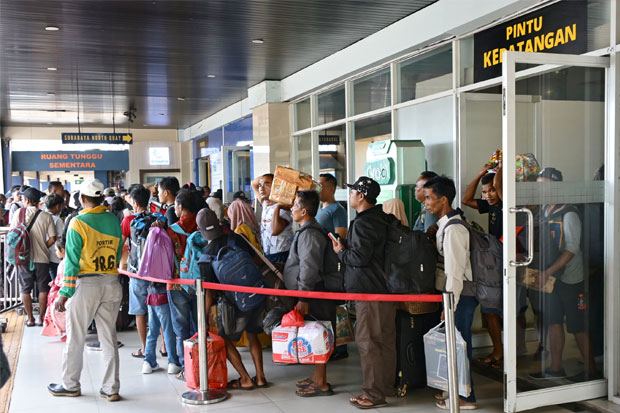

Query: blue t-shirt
[[315, 202, 348, 233]]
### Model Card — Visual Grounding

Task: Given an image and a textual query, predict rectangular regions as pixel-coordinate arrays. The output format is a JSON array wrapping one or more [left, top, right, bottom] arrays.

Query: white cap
[[80, 178, 105, 197]]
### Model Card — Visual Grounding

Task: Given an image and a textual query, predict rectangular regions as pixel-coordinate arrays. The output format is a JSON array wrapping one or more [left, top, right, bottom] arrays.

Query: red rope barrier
[[118, 270, 443, 303]]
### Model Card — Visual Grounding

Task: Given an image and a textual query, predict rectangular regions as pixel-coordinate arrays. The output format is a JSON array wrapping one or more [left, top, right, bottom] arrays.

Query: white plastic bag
[[423, 322, 471, 397]]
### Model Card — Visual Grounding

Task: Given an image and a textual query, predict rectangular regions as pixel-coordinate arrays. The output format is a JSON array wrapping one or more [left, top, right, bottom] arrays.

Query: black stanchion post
[[443, 292, 460, 413], [181, 279, 228, 405]]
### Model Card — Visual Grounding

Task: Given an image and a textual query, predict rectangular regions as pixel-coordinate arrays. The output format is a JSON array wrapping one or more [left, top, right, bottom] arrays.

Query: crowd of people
[[2, 161, 600, 409]]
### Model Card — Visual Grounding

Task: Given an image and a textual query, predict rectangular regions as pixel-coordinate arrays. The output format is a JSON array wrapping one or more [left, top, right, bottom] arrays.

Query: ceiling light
[[143, 124, 148, 127], [47, 67, 57, 71], [177, 97, 185, 101], [251, 39, 264, 44], [47, 122, 53, 125], [45, 26, 59, 31], [207, 74, 216, 78]]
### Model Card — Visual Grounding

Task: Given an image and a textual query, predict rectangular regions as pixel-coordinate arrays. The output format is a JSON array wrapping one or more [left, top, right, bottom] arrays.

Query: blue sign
[[12, 150, 130, 171], [62, 133, 133, 144]]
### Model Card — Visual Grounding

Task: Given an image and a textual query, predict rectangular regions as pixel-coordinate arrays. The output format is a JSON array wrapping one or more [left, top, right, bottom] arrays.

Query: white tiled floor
[[9, 327, 571, 413]]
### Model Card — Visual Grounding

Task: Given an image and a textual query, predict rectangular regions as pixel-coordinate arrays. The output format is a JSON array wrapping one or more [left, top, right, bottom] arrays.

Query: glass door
[[222, 145, 251, 203], [502, 51, 609, 412]]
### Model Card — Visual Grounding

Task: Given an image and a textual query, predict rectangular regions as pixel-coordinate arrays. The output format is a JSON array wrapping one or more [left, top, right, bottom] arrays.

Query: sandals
[[476, 353, 503, 369], [25, 320, 35, 327], [159, 350, 168, 357], [227, 378, 255, 391], [436, 399, 478, 410], [252, 376, 269, 388], [296, 377, 314, 388], [296, 383, 334, 397], [131, 349, 145, 358], [349, 394, 387, 409]]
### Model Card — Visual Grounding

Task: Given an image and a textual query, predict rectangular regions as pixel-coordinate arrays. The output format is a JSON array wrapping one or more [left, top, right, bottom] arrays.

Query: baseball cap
[[22, 187, 43, 203], [19, 185, 31, 194], [196, 208, 223, 241], [538, 167, 563, 182], [346, 176, 381, 204], [233, 191, 247, 200], [80, 178, 105, 197]]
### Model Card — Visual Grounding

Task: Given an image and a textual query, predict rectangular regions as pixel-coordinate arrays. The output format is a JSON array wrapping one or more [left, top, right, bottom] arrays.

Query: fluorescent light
[[47, 67, 57, 71], [252, 39, 264, 44], [177, 97, 185, 101], [207, 74, 216, 78], [236, 140, 253, 147], [45, 26, 59, 31]]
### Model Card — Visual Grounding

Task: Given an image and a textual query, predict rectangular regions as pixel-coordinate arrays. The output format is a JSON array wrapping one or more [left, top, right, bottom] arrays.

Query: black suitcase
[[395, 309, 441, 396], [116, 274, 133, 331]]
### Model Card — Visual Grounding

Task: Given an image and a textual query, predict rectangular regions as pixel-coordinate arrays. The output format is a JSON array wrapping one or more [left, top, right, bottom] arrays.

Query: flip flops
[[227, 378, 255, 391], [349, 394, 387, 409], [252, 376, 269, 388], [132, 349, 145, 358], [436, 399, 478, 410], [25, 320, 35, 327], [476, 353, 503, 369], [295, 383, 334, 397]]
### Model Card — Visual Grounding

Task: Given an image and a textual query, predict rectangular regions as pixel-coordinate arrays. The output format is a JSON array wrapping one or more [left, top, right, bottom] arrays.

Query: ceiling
[[0, 0, 438, 130]]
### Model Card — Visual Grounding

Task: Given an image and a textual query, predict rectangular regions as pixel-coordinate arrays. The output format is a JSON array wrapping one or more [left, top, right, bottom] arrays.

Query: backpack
[[127, 212, 165, 274], [179, 231, 208, 282], [443, 219, 503, 310], [6, 208, 42, 269], [382, 214, 438, 294], [294, 225, 344, 293], [138, 227, 175, 281], [209, 236, 265, 312]]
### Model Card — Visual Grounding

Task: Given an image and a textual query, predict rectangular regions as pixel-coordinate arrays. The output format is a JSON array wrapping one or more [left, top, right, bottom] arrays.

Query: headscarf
[[206, 197, 225, 221], [227, 199, 260, 234], [383, 198, 409, 227]]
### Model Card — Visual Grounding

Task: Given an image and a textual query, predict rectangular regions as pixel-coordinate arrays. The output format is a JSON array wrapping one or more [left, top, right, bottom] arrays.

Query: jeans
[[167, 289, 197, 368], [455, 295, 479, 403], [144, 304, 179, 368]]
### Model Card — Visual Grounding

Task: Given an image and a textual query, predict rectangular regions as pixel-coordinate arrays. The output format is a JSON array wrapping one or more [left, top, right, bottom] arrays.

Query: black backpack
[[383, 214, 438, 294], [127, 212, 164, 273], [443, 219, 503, 310]]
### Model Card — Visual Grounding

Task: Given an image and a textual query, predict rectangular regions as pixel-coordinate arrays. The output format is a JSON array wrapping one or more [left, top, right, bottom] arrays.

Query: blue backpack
[[210, 236, 265, 312], [170, 224, 207, 292]]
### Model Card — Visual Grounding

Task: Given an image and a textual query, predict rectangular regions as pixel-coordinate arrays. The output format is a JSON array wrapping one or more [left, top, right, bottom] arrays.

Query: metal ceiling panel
[[0, 0, 438, 129]]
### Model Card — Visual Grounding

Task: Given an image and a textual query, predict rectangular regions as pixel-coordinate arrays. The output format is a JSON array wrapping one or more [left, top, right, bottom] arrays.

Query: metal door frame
[[502, 51, 610, 412]]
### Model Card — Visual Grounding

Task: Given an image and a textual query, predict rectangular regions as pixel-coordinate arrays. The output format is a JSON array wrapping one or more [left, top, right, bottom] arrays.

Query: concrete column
[[252, 102, 291, 177]]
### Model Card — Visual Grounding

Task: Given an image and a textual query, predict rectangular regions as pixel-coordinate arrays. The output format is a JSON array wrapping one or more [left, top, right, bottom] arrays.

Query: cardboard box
[[269, 166, 316, 206], [272, 321, 334, 364]]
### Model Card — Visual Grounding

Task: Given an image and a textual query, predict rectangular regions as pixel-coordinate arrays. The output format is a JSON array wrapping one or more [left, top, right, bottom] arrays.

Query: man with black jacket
[[333, 176, 395, 409]]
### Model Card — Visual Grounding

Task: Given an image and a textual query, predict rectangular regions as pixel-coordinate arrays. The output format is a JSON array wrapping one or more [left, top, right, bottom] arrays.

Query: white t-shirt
[[48, 214, 65, 264], [10, 207, 56, 264], [260, 201, 293, 255]]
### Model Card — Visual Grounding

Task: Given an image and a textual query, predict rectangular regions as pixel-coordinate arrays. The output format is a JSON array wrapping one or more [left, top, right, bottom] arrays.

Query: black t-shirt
[[165, 205, 179, 225], [199, 233, 255, 283], [476, 199, 503, 239]]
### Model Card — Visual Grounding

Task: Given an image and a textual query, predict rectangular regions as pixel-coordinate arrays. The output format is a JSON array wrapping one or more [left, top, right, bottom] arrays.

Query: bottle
[[577, 293, 586, 311]]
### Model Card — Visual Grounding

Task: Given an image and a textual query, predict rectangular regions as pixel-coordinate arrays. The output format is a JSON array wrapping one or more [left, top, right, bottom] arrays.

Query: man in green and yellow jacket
[[48, 179, 123, 402]]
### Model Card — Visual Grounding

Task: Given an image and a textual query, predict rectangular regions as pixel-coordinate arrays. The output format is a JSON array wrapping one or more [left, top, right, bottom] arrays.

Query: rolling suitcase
[[395, 309, 441, 396]]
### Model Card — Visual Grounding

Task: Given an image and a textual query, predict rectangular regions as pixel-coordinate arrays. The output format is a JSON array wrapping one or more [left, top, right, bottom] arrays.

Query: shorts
[[217, 301, 265, 342], [17, 263, 51, 294], [129, 277, 150, 315], [543, 280, 586, 334]]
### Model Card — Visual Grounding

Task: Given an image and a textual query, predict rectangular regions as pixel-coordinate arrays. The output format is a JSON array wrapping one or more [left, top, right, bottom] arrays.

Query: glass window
[[353, 113, 392, 178], [223, 116, 253, 147], [293, 133, 312, 175], [295, 99, 311, 131], [319, 124, 346, 190], [318, 85, 346, 125], [399, 45, 453, 102], [395, 96, 454, 179], [352, 68, 391, 115]]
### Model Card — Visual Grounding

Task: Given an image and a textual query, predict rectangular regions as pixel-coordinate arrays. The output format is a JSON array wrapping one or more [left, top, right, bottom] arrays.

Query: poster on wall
[[210, 152, 223, 191], [473, 1, 587, 83]]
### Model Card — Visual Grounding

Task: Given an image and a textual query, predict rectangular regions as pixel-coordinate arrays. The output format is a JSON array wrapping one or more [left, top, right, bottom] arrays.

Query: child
[[141, 281, 182, 375], [42, 240, 67, 340]]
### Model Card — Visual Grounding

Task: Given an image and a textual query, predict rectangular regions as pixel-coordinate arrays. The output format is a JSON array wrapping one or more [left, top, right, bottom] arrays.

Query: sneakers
[[528, 368, 567, 380], [99, 388, 120, 402], [167, 363, 182, 375], [142, 361, 160, 374], [47, 383, 80, 397]]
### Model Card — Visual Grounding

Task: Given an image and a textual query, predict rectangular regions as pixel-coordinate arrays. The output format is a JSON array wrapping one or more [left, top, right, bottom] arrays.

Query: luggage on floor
[[272, 320, 334, 364], [183, 332, 227, 389], [423, 322, 471, 397], [115, 273, 133, 331], [395, 310, 440, 396]]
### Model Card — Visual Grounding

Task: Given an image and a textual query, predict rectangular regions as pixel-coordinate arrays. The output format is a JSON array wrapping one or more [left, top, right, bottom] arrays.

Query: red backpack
[[6, 208, 42, 268]]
